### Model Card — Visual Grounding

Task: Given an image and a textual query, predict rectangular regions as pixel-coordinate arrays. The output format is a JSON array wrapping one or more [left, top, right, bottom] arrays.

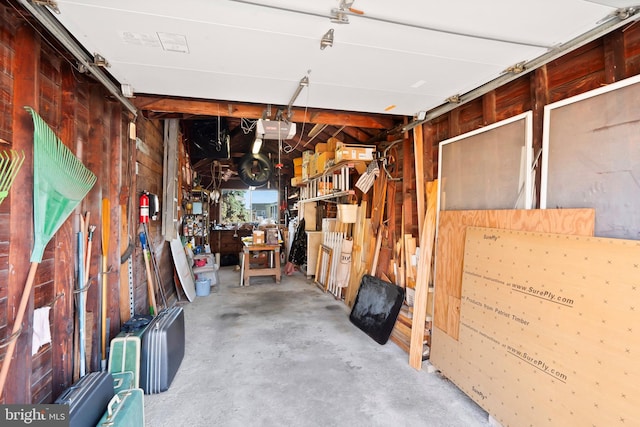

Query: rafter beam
[[341, 126, 374, 142], [133, 96, 399, 129]]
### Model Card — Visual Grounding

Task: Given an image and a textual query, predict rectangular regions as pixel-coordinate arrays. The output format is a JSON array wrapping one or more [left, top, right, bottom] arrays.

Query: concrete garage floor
[[145, 266, 490, 427]]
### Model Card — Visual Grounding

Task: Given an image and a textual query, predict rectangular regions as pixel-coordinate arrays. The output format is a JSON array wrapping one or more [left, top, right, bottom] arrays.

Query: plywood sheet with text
[[439, 226, 640, 427], [433, 209, 595, 339]]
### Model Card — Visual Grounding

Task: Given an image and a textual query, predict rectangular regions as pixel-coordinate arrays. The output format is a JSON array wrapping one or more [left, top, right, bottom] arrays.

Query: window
[[438, 112, 533, 211], [220, 189, 279, 224], [542, 74, 640, 238]]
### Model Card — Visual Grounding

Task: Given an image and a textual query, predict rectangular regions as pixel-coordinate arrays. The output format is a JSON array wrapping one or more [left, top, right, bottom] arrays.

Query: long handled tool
[[75, 230, 84, 379], [101, 198, 110, 370], [0, 107, 96, 397], [140, 232, 158, 315], [143, 223, 168, 308], [71, 212, 85, 383], [80, 224, 95, 377]]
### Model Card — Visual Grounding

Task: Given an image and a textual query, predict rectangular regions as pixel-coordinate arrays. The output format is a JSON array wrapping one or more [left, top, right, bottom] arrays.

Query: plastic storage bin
[[195, 278, 211, 296]]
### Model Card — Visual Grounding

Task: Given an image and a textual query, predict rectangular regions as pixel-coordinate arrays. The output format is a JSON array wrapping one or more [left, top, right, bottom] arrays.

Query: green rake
[[0, 149, 25, 205], [0, 107, 97, 397]]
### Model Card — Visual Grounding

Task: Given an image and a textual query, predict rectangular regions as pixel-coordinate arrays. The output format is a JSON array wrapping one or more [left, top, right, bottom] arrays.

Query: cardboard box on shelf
[[327, 137, 341, 152], [252, 230, 265, 244], [294, 165, 303, 176], [335, 142, 376, 162], [315, 142, 328, 153], [302, 150, 314, 162], [309, 153, 318, 176], [316, 151, 335, 173], [293, 157, 303, 166]]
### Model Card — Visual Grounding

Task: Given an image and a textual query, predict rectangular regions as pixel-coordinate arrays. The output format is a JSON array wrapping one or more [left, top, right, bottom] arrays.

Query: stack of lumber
[[389, 306, 430, 354], [312, 133, 436, 368], [343, 203, 367, 306]]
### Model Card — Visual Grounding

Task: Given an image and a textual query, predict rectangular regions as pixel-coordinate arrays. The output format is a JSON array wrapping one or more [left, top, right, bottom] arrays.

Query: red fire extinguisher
[[139, 192, 149, 224]]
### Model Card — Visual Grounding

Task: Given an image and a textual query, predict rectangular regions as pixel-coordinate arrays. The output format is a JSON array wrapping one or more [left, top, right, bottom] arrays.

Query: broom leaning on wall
[[0, 107, 97, 398]]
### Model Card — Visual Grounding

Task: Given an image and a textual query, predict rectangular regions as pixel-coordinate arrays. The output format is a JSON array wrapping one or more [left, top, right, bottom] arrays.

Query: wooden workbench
[[241, 242, 281, 286]]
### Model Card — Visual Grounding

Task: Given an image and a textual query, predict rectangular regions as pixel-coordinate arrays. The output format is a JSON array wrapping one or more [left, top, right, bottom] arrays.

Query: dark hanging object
[[237, 153, 273, 187], [188, 119, 230, 159]]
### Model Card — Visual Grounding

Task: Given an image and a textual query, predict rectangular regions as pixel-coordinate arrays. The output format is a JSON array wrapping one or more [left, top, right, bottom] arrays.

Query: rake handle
[[140, 233, 158, 316], [143, 249, 158, 316], [0, 262, 39, 398]]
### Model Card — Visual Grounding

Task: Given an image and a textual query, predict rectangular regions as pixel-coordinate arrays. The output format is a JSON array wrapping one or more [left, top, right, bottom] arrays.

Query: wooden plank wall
[[135, 122, 178, 313], [0, 5, 175, 403]]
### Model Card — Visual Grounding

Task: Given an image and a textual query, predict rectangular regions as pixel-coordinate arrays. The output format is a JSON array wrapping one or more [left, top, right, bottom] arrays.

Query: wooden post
[[345, 202, 366, 307], [108, 102, 123, 340], [86, 84, 105, 371], [409, 180, 438, 370], [119, 203, 131, 323], [482, 90, 497, 126], [530, 66, 548, 209], [52, 61, 78, 398], [603, 30, 626, 84], [398, 209, 405, 288], [369, 224, 384, 277], [370, 170, 387, 234], [413, 124, 425, 241], [402, 135, 414, 236]]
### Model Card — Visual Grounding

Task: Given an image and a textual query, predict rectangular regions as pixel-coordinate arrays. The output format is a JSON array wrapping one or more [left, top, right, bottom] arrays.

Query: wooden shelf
[[183, 188, 210, 247]]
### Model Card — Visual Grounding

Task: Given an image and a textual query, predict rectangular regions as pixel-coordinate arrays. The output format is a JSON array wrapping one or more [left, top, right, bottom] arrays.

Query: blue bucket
[[195, 278, 211, 296]]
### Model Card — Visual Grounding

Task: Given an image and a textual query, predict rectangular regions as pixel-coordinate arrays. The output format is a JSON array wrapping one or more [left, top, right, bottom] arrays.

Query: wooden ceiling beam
[[133, 95, 399, 129], [293, 110, 396, 129], [340, 126, 375, 142], [134, 96, 264, 118]]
